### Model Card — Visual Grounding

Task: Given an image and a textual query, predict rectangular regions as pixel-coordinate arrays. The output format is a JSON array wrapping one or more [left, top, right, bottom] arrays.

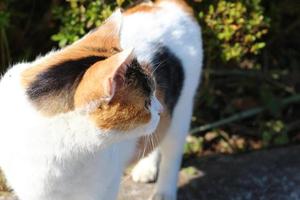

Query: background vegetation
[[0, 0, 300, 191]]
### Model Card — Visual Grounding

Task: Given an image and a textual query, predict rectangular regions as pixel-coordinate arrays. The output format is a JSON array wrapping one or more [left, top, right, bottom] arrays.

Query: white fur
[[0, 63, 161, 200], [0, 1, 202, 200], [131, 148, 160, 183], [120, 2, 203, 200]]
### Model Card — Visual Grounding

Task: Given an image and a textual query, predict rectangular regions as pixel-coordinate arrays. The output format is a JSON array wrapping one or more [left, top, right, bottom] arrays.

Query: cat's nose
[[153, 97, 163, 114], [151, 96, 164, 115], [158, 102, 163, 114]]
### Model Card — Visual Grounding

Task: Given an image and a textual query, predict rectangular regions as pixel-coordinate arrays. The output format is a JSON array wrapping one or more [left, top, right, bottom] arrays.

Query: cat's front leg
[[150, 134, 184, 200], [131, 148, 160, 183], [151, 99, 194, 200]]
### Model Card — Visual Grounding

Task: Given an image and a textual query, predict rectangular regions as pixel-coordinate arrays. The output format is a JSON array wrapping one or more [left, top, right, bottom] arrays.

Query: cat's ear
[[74, 48, 134, 109]]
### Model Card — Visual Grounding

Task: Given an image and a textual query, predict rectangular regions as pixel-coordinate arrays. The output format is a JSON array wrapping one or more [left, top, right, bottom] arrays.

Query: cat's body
[[0, 57, 152, 200], [122, 2, 203, 199], [0, 1, 202, 200]]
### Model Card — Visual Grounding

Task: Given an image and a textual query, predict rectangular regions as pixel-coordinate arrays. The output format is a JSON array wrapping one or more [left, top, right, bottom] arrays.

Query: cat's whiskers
[[154, 133, 159, 146], [149, 59, 165, 73], [141, 135, 150, 160], [157, 83, 169, 90], [150, 136, 156, 152], [150, 59, 168, 77], [153, 133, 159, 150]]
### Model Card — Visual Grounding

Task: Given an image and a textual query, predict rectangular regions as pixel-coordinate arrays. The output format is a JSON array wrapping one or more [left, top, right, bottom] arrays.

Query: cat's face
[[87, 59, 162, 133], [75, 53, 163, 136], [22, 10, 163, 139]]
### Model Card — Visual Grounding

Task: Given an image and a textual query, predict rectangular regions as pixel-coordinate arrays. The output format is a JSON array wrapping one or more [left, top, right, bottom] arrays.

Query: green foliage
[[0, 11, 9, 29], [200, 0, 269, 62], [52, 0, 119, 47], [184, 136, 204, 156], [262, 120, 289, 147], [52, 0, 270, 62], [182, 166, 198, 176], [0, 2, 10, 69], [0, 0, 57, 66]]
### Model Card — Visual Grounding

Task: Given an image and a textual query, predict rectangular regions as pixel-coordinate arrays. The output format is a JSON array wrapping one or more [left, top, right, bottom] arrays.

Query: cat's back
[[121, 0, 203, 87], [121, 0, 203, 116], [0, 62, 42, 154], [0, 63, 30, 117]]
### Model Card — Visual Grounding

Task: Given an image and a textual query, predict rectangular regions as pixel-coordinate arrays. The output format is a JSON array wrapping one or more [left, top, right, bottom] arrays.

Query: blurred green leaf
[[274, 134, 289, 146]]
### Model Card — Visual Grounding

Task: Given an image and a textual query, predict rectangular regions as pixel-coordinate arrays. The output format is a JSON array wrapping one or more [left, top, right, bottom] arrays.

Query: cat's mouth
[[95, 113, 160, 149]]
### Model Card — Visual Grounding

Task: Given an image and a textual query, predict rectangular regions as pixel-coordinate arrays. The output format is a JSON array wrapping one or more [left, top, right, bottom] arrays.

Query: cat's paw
[[131, 159, 158, 183], [150, 193, 176, 200]]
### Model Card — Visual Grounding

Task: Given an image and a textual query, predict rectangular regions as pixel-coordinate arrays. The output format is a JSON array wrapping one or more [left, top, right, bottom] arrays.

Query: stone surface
[[1, 146, 300, 200], [119, 145, 300, 200]]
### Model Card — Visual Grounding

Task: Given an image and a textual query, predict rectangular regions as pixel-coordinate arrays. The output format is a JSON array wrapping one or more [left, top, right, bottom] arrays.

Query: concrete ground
[[119, 145, 300, 200], [1, 145, 300, 200]]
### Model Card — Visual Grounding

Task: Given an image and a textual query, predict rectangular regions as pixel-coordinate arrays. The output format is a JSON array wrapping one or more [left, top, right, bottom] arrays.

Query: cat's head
[[74, 48, 163, 136], [22, 10, 163, 140]]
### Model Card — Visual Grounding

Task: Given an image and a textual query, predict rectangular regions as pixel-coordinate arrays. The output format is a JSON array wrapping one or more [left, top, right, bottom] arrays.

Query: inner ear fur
[[74, 48, 134, 109]]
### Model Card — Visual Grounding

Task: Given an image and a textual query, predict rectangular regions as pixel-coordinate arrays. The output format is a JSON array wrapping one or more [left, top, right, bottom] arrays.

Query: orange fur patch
[[125, 2, 160, 15], [22, 48, 118, 116], [21, 34, 120, 88], [21, 9, 122, 88], [74, 49, 134, 108], [21, 12, 123, 116], [125, 0, 194, 16], [90, 86, 151, 131]]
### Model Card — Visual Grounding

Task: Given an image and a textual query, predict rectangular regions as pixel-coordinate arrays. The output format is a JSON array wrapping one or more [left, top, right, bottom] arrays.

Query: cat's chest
[[1, 138, 136, 200], [45, 140, 136, 199]]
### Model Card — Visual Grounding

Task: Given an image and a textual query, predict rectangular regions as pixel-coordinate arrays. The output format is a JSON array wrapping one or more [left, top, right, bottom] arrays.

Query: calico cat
[[0, 0, 202, 200]]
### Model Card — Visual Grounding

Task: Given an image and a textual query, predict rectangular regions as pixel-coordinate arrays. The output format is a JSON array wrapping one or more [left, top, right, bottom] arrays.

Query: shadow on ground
[[119, 145, 300, 200]]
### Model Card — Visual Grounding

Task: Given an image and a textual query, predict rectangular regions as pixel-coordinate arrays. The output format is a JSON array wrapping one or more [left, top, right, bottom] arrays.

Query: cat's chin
[[139, 104, 161, 137], [97, 112, 160, 148]]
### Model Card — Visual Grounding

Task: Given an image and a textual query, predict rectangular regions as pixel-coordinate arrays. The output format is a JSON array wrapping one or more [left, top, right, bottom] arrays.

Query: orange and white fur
[[0, 0, 202, 200]]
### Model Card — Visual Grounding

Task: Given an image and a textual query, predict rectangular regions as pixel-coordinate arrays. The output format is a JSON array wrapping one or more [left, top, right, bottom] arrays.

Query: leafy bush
[[52, 0, 118, 47], [200, 0, 269, 61], [52, 0, 270, 63]]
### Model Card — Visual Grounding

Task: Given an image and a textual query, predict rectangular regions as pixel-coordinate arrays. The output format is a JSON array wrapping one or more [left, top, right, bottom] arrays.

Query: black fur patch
[[152, 46, 184, 114], [125, 59, 154, 97], [27, 56, 105, 100], [84, 46, 121, 54]]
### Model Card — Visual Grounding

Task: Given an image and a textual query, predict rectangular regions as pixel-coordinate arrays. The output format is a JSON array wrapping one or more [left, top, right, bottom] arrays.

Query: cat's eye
[[144, 99, 151, 110]]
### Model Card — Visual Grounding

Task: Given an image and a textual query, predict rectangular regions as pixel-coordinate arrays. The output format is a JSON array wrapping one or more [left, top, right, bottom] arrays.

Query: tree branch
[[190, 94, 300, 134]]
